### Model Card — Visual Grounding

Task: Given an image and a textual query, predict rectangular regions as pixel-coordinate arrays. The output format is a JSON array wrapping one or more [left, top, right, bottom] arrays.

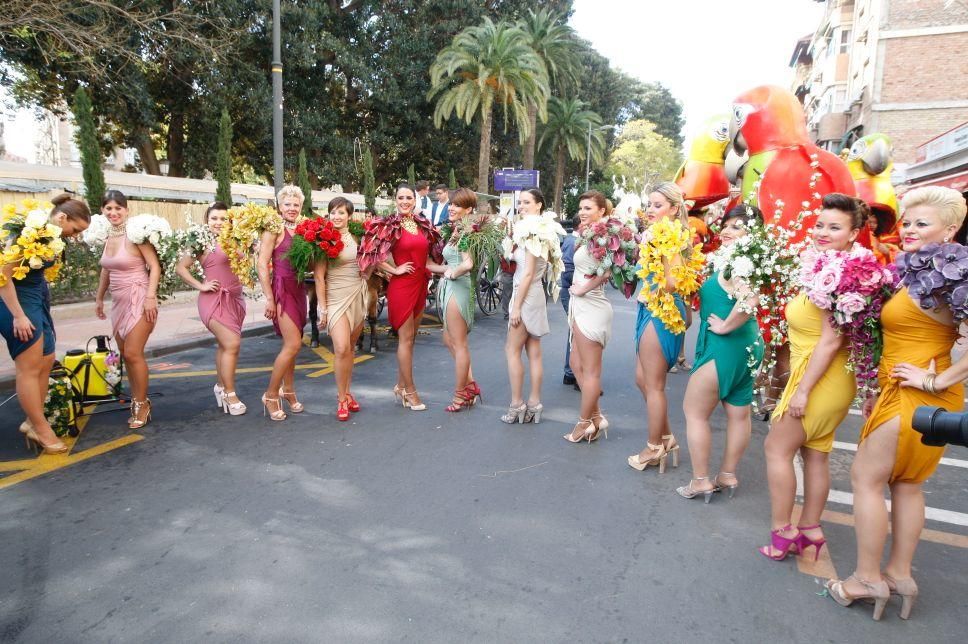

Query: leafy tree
[[448, 168, 457, 190], [215, 108, 233, 205], [538, 97, 605, 215], [297, 148, 313, 216], [429, 18, 550, 194], [518, 8, 580, 169], [605, 120, 682, 197], [636, 83, 685, 148], [363, 147, 376, 213], [72, 87, 105, 213], [407, 164, 416, 187]]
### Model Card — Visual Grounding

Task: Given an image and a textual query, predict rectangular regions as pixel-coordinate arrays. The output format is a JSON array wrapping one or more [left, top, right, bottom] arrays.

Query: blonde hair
[[648, 181, 688, 226], [276, 184, 305, 205], [901, 186, 967, 229]]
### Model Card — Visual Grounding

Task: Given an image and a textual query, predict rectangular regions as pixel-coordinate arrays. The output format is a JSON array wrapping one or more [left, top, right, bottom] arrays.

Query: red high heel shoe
[[758, 525, 801, 561], [336, 398, 350, 421], [796, 524, 826, 561], [465, 380, 482, 404], [345, 392, 361, 413]]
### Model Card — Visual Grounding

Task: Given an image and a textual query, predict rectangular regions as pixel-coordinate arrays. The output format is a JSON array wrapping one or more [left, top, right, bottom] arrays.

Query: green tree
[[538, 97, 605, 215], [297, 148, 313, 216], [407, 163, 416, 187], [448, 168, 457, 190], [518, 8, 580, 169], [605, 120, 682, 197], [72, 87, 105, 213], [363, 147, 376, 213], [215, 108, 233, 204], [429, 18, 550, 194], [636, 83, 685, 148]]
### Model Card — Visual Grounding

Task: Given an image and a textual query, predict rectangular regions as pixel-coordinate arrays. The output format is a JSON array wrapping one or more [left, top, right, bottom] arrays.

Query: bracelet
[[923, 373, 937, 394], [319, 309, 328, 315]]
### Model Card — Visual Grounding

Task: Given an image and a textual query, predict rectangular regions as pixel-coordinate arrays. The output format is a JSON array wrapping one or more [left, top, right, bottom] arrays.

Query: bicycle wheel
[[478, 264, 501, 316]]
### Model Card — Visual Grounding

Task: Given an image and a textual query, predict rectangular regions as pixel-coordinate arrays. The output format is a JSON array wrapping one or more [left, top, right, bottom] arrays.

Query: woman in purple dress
[[257, 186, 308, 421], [176, 202, 247, 415]]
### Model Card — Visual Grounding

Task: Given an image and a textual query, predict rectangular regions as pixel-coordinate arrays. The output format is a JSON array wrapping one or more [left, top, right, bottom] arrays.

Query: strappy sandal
[[446, 388, 474, 413], [825, 575, 891, 621], [262, 394, 287, 421]]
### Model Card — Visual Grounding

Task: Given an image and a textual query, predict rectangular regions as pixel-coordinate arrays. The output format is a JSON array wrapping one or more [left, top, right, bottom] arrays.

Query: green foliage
[[49, 240, 101, 304], [216, 108, 233, 204], [363, 147, 376, 213], [448, 168, 457, 190], [605, 120, 683, 196], [72, 87, 105, 213], [407, 164, 416, 187], [538, 97, 604, 213], [297, 148, 313, 216]]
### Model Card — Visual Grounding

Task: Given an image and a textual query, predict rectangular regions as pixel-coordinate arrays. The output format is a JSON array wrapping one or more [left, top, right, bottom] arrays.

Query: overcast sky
[[570, 0, 826, 148]]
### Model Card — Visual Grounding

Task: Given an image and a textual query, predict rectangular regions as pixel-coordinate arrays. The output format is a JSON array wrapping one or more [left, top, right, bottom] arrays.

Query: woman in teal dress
[[431, 188, 484, 412], [676, 205, 765, 502]]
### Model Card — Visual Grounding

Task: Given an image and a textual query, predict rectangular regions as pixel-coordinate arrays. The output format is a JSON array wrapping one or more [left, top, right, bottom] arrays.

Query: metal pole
[[271, 0, 284, 193], [584, 122, 592, 191]]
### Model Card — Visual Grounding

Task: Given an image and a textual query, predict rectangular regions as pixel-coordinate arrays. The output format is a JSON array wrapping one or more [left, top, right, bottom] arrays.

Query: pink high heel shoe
[[796, 523, 826, 561], [758, 525, 801, 561]]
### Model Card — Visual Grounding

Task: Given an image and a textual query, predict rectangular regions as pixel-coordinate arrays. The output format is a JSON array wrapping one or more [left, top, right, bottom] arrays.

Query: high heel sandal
[[676, 477, 715, 503], [279, 389, 304, 413], [393, 384, 406, 407], [824, 575, 891, 621], [446, 388, 474, 412], [214, 383, 225, 408], [586, 414, 608, 442], [221, 392, 247, 416], [23, 426, 68, 455], [883, 573, 918, 620], [128, 399, 152, 429], [524, 402, 543, 424], [336, 397, 350, 421], [627, 442, 668, 472], [403, 390, 426, 411], [662, 433, 680, 469], [758, 524, 801, 561], [795, 524, 826, 561], [501, 402, 527, 424], [262, 394, 287, 421], [465, 380, 483, 405], [714, 472, 739, 498], [345, 392, 361, 413], [563, 418, 594, 443]]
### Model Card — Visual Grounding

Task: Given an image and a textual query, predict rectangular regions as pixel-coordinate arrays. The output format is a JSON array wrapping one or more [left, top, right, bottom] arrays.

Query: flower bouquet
[[441, 215, 506, 308], [286, 216, 345, 275], [44, 368, 75, 437], [126, 214, 180, 300], [636, 217, 705, 334], [218, 203, 282, 287], [799, 244, 897, 398], [897, 242, 968, 322], [577, 217, 641, 298], [104, 351, 122, 387], [502, 213, 567, 300], [0, 198, 65, 286], [81, 213, 111, 251]]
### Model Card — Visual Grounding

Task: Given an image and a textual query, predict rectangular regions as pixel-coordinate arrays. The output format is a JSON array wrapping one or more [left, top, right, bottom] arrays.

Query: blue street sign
[[494, 169, 540, 191]]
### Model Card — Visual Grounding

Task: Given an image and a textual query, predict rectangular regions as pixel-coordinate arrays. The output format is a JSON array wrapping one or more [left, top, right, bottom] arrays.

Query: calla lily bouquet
[[502, 213, 567, 301]]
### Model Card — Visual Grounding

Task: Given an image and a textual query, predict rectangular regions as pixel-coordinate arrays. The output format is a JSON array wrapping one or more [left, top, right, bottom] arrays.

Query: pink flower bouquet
[[577, 217, 641, 298]]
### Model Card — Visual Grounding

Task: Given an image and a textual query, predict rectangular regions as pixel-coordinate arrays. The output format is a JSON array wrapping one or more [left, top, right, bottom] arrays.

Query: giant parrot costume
[[675, 114, 731, 208], [729, 85, 865, 246], [847, 133, 899, 263]]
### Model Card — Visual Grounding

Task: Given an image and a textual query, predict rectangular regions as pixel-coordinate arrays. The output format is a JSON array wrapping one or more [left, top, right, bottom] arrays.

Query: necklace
[[283, 220, 297, 231], [108, 223, 126, 238], [400, 216, 418, 235]]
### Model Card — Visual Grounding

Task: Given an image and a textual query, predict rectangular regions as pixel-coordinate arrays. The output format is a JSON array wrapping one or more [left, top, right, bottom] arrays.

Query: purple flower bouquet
[[897, 242, 968, 321]]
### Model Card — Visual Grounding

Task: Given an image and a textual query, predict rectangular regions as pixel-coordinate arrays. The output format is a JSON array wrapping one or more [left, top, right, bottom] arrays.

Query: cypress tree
[[215, 108, 233, 204], [448, 168, 457, 190], [363, 148, 376, 213], [297, 148, 313, 216], [407, 163, 415, 187], [72, 87, 105, 213]]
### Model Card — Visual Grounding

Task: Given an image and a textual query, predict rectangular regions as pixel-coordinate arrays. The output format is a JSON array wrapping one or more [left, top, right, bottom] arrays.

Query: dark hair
[[205, 201, 229, 222], [415, 180, 430, 191], [822, 192, 865, 229], [328, 196, 354, 215], [50, 193, 91, 223], [578, 190, 612, 216], [522, 188, 545, 212], [395, 183, 416, 198], [450, 187, 477, 210], [434, 183, 448, 192], [102, 189, 128, 208], [722, 204, 764, 227]]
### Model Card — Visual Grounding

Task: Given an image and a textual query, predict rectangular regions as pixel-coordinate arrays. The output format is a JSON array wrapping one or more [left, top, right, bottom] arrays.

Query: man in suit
[[429, 183, 450, 227], [415, 180, 432, 217]]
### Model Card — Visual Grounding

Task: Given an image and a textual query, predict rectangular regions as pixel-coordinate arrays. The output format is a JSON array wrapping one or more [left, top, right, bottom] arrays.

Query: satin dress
[[568, 243, 612, 347], [271, 229, 307, 336], [325, 232, 367, 332], [197, 244, 246, 336], [100, 244, 150, 340], [0, 263, 55, 358], [386, 228, 432, 330], [634, 274, 686, 370], [509, 245, 550, 337], [439, 243, 474, 332]]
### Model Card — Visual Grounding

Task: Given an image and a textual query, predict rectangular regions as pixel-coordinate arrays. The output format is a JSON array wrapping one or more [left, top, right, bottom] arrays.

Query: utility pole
[[272, 0, 284, 193]]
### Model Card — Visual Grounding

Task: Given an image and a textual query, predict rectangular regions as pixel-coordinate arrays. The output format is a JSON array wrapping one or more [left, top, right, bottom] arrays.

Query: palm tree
[[428, 18, 550, 194], [518, 8, 580, 169], [538, 97, 605, 214]]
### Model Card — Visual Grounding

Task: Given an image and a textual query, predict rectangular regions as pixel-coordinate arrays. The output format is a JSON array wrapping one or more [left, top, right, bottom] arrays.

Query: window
[[840, 29, 852, 54]]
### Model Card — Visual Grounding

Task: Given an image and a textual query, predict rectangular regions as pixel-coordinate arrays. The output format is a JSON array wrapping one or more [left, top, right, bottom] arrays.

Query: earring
[[944, 236, 951, 243]]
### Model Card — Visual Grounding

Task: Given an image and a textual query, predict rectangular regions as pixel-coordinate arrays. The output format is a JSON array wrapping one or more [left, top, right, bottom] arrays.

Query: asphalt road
[[1, 291, 966, 643]]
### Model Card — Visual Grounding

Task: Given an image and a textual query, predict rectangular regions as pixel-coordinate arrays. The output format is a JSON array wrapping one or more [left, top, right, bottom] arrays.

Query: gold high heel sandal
[[262, 394, 287, 421], [627, 442, 668, 472], [279, 388, 304, 413], [128, 399, 152, 429], [883, 573, 918, 620], [563, 418, 595, 443], [23, 425, 68, 455], [825, 575, 891, 621], [403, 390, 426, 411]]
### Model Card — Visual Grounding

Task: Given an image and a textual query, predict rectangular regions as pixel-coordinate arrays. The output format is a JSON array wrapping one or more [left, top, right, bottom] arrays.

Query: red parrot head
[[729, 85, 810, 156]]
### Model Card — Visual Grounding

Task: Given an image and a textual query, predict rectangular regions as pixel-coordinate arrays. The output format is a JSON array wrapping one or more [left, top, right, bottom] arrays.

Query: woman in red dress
[[358, 184, 442, 410]]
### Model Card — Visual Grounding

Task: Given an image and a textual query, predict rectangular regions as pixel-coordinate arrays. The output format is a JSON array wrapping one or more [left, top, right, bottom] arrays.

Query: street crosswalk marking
[[833, 440, 968, 469]]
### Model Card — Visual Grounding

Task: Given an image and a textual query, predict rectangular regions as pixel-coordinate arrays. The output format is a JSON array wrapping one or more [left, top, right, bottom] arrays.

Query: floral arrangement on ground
[[1, 198, 64, 286], [636, 217, 705, 334]]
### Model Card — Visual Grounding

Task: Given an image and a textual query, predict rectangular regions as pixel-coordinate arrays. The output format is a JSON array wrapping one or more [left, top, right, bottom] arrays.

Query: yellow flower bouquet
[[636, 217, 704, 334], [218, 203, 282, 288], [1, 199, 65, 287]]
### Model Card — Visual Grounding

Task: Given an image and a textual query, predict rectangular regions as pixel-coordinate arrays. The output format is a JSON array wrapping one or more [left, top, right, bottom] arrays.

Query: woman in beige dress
[[564, 191, 613, 443], [314, 197, 368, 421]]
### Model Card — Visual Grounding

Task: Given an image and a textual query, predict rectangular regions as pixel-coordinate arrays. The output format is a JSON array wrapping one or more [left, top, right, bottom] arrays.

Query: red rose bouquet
[[286, 216, 345, 274]]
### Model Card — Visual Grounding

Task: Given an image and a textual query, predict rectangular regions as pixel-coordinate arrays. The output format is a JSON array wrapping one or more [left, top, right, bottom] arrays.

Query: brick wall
[[874, 107, 968, 164], [887, 0, 968, 29], [880, 33, 968, 103]]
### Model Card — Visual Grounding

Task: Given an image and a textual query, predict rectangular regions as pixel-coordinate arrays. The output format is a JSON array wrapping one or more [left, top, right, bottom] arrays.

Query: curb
[[0, 322, 276, 390]]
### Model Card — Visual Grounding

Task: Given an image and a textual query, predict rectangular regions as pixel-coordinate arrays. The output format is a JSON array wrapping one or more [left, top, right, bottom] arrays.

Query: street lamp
[[585, 124, 617, 191], [271, 0, 284, 193]]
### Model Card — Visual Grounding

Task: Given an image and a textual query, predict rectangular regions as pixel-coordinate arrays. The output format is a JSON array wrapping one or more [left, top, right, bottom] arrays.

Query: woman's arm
[[893, 323, 968, 392], [707, 294, 757, 335], [570, 272, 609, 297], [257, 230, 277, 319], [312, 259, 328, 328], [510, 253, 537, 326], [787, 312, 846, 417], [0, 263, 33, 341], [450, 250, 475, 279], [377, 260, 412, 277], [175, 253, 217, 292], [137, 242, 162, 324], [426, 260, 448, 275], [95, 263, 110, 320]]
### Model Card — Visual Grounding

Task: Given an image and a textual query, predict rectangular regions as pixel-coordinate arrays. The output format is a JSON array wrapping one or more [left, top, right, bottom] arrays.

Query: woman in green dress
[[676, 205, 765, 502]]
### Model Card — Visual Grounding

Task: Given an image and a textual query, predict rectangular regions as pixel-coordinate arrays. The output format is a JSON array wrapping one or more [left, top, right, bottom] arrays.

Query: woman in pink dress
[[175, 202, 247, 415], [257, 186, 308, 421], [358, 184, 443, 411], [95, 190, 162, 429]]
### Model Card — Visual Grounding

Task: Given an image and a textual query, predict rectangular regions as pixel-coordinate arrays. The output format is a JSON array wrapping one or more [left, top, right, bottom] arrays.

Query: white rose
[[29, 256, 44, 269], [732, 256, 755, 278], [24, 210, 49, 229]]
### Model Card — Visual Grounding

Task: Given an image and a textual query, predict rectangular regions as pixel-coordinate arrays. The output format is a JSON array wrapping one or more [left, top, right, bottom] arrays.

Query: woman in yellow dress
[[760, 194, 865, 561], [826, 186, 968, 620]]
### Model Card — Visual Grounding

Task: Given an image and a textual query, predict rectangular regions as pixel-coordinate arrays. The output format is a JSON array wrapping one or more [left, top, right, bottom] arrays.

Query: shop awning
[[899, 168, 968, 194]]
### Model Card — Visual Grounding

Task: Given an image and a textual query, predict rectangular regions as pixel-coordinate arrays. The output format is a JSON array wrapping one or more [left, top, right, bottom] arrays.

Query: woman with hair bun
[[2, 195, 90, 453]]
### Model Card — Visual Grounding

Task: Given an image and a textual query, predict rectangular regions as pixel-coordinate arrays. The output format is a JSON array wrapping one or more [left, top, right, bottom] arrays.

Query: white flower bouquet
[[504, 212, 567, 300], [81, 214, 111, 250]]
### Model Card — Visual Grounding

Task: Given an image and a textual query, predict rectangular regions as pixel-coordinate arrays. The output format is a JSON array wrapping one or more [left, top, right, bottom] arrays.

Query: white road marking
[[833, 440, 968, 469]]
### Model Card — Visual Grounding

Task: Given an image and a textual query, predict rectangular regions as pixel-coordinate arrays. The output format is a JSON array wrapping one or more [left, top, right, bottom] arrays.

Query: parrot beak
[[862, 138, 891, 176], [725, 146, 748, 185]]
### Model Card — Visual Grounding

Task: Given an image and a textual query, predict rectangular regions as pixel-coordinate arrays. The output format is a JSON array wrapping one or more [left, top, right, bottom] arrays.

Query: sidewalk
[[0, 291, 274, 389]]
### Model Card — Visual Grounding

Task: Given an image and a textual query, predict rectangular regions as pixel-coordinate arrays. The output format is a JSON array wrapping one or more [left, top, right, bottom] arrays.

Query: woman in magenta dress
[[176, 202, 247, 415], [95, 190, 162, 429], [359, 184, 443, 410], [257, 186, 308, 421]]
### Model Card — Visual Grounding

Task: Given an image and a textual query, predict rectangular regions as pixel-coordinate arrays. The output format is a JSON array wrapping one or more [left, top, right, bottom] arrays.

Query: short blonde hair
[[648, 181, 688, 226], [902, 186, 967, 228], [276, 184, 305, 205]]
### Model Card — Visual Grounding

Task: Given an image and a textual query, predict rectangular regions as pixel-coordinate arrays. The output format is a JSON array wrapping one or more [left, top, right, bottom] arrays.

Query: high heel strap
[[403, 390, 426, 411], [758, 525, 801, 561], [563, 418, 593, 443], [524, 402, 543, 424], [501, 403, 526, 424], [882, 573, 918, 620], [825, 575, 890, 620], [676, 477, 715, 503]]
